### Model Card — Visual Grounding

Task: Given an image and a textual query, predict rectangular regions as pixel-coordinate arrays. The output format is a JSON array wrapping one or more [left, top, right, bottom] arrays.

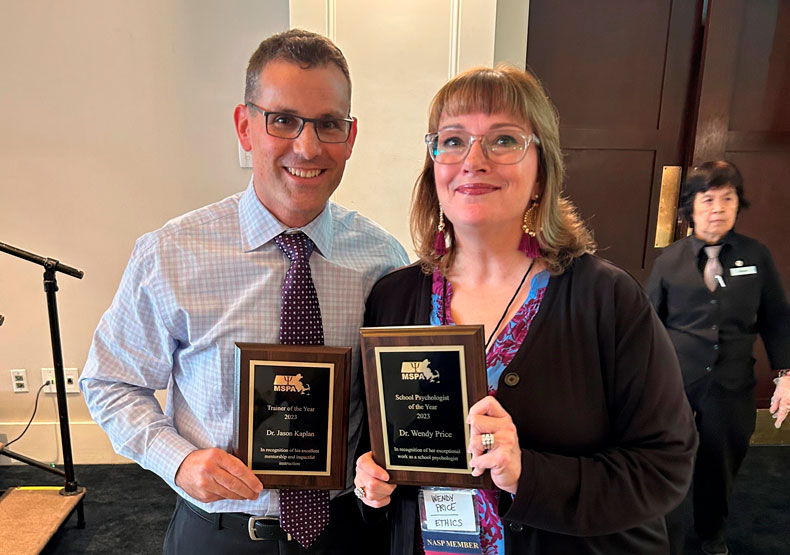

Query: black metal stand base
[[0, 240, 86, 528], [60, 485, 86, 497]]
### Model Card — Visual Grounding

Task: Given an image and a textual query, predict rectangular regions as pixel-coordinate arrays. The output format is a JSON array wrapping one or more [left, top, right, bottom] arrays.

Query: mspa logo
[[400, 359, 440, 383], [273, 373, 311, 394]]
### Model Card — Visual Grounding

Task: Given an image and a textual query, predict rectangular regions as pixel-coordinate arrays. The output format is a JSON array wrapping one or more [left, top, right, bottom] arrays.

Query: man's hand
[[770, 376, 790, 429], [175, 448, 263, 503]]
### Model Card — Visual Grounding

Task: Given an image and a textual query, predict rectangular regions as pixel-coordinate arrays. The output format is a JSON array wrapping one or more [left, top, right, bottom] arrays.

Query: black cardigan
[[362, 254, 697, 555]]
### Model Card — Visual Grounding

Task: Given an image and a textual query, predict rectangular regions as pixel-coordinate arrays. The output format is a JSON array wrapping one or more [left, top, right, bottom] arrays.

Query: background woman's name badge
[[730, 265, 757, 276]]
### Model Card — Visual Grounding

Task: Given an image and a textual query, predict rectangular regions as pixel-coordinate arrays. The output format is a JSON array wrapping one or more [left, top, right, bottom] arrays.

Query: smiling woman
[[431, 112, 541, 242], [354, 65, 697, 555], [411, 66, 593, 277]]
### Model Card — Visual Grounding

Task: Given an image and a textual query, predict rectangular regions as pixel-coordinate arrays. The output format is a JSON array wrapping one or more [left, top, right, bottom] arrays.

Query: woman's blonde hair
[[411, 65, 595, 275]]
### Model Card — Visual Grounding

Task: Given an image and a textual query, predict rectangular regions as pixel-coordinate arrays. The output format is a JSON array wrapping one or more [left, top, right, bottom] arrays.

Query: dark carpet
[[685, 444, 787, 555], [0, 463, 174, 554], [0, 446, 786, 554]]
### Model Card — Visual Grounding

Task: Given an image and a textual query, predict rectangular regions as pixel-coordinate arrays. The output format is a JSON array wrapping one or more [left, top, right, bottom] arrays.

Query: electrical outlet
[[10, 369, 28, 393], [41, 368, 56, 393], [41, 368, 80, 394], [64, 368, 79, 393]]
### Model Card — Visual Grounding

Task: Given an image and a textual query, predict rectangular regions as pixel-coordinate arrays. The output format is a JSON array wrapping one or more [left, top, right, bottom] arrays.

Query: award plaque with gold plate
[[234, 343, 351, 489], [360, 326, 491, 488]]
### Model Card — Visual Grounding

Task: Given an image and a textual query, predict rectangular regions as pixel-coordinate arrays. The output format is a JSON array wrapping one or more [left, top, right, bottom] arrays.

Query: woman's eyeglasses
[[425, 128, 540, 165]]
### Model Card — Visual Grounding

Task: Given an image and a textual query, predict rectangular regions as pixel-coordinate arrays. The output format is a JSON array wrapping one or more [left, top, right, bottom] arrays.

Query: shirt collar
[[238, 178, 334, 258], [689, 229, 736, 257]]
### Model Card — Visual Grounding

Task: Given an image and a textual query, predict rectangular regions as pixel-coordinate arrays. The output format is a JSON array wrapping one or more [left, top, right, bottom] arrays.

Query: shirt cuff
[[145, 427, 199, 489]]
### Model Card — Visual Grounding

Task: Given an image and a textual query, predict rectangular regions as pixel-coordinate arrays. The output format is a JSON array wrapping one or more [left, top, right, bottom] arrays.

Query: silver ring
[[354, 486, 366, 499], [481, 433, 495, 450]]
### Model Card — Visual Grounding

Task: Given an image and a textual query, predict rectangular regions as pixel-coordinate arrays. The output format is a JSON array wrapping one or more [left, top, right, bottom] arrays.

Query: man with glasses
[[80, 29, 407, 554]]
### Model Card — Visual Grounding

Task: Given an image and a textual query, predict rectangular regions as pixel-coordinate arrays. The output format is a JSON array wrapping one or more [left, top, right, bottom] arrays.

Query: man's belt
[[184, 499, 292, 542]]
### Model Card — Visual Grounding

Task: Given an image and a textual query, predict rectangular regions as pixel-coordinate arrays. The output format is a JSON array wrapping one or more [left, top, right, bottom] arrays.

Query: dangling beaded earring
[[433, 205, 447, 256], [519, 196, 541, 258]]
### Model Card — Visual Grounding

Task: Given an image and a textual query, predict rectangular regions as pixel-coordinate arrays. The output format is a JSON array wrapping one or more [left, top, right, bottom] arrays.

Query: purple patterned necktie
[[274, 232, 329, 548]]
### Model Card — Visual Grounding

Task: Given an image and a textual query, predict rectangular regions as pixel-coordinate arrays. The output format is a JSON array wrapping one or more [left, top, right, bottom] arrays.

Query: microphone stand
[[0, 241, 86, 512]]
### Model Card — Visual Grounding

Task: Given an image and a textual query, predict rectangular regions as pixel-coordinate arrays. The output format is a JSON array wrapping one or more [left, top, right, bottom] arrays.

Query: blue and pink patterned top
[[426, 268, 549, 555]]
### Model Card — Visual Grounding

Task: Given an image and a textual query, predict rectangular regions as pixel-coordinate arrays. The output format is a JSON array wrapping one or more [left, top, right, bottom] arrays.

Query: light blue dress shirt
[[80, 180, 408, 516]]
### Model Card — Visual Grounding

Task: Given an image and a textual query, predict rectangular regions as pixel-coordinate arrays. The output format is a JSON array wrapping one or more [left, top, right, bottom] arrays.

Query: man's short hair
[[245, 29, 351, 105]]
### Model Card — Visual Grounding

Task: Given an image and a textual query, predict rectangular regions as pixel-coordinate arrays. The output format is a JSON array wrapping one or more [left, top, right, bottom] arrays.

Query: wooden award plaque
[[360, 325, 491, 488], [234, 343, 351, 490]]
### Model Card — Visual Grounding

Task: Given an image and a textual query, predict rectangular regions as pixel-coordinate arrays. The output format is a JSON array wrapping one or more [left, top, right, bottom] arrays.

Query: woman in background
[[647, 160, 790, 555], [354, 65, 697, 554]]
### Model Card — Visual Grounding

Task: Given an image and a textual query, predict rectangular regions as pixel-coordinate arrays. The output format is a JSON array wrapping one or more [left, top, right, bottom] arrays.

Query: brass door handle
[[654, 166, 682, 247]]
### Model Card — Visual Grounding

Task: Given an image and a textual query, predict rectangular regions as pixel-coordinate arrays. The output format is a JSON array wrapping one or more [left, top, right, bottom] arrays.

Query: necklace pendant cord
[[484, 258, 536, 350], [441, 258, 537, 350]]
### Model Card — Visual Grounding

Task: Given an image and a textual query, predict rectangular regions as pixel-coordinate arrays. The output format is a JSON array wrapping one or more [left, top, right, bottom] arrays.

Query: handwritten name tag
[[422, 488, 477, 532], [729, 266, 757, 276]]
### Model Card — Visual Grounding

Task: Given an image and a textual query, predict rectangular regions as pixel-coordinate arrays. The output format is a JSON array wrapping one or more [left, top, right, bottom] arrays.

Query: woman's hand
[[467, 396, 521, 494], [354, 451, 396, 508], [770, 375, 790, 429]]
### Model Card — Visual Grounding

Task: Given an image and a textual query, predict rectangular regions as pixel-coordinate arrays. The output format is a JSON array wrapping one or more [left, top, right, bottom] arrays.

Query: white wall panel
[[494, 0, 530, 68], [291, 1, 498, 258]]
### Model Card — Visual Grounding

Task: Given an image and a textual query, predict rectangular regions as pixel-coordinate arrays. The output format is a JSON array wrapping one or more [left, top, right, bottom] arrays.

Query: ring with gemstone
[[481, 433, 495, 450], [354, 486, 366, 499]]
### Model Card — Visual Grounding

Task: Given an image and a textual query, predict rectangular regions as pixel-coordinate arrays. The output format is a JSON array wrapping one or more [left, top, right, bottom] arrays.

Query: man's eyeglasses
[[246, 102, 354, 143], [425, 128, 540, 165]]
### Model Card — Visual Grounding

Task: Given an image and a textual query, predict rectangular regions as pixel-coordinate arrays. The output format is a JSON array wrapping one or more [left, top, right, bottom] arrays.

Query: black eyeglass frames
[[246, 103, 353, 143]]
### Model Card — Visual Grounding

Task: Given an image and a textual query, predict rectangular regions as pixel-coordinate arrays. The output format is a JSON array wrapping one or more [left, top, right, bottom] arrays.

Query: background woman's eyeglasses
[[425, 129, 540, 165]]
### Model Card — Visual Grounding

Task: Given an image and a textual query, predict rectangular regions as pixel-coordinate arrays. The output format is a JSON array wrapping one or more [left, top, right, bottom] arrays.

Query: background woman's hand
[[467, 396, 521, 494], [354, 451, 396, 508], [770, 375, 790, 429]]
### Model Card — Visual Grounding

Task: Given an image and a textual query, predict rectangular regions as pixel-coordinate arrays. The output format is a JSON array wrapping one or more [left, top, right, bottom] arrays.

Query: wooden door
[[526, 0, 790, 406], [526, 0, 703, 282], [693, 0, 790, 404]]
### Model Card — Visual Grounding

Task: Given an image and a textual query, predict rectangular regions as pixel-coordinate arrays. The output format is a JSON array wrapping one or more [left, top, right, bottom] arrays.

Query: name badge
[[421, 488, 478, 532], [419, 488, 481, 555], [729, 266, 757, 276]]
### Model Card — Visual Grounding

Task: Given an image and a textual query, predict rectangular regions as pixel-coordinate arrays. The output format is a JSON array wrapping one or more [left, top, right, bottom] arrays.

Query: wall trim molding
[[325, 0, 336, 40], [448, 0, 462, 78], [0, 421, 130, 466]]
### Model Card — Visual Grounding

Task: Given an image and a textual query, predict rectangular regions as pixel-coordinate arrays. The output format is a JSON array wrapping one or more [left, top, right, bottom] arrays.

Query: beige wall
[[0, 1, 530, 464], [0, 0, 289, 463]]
